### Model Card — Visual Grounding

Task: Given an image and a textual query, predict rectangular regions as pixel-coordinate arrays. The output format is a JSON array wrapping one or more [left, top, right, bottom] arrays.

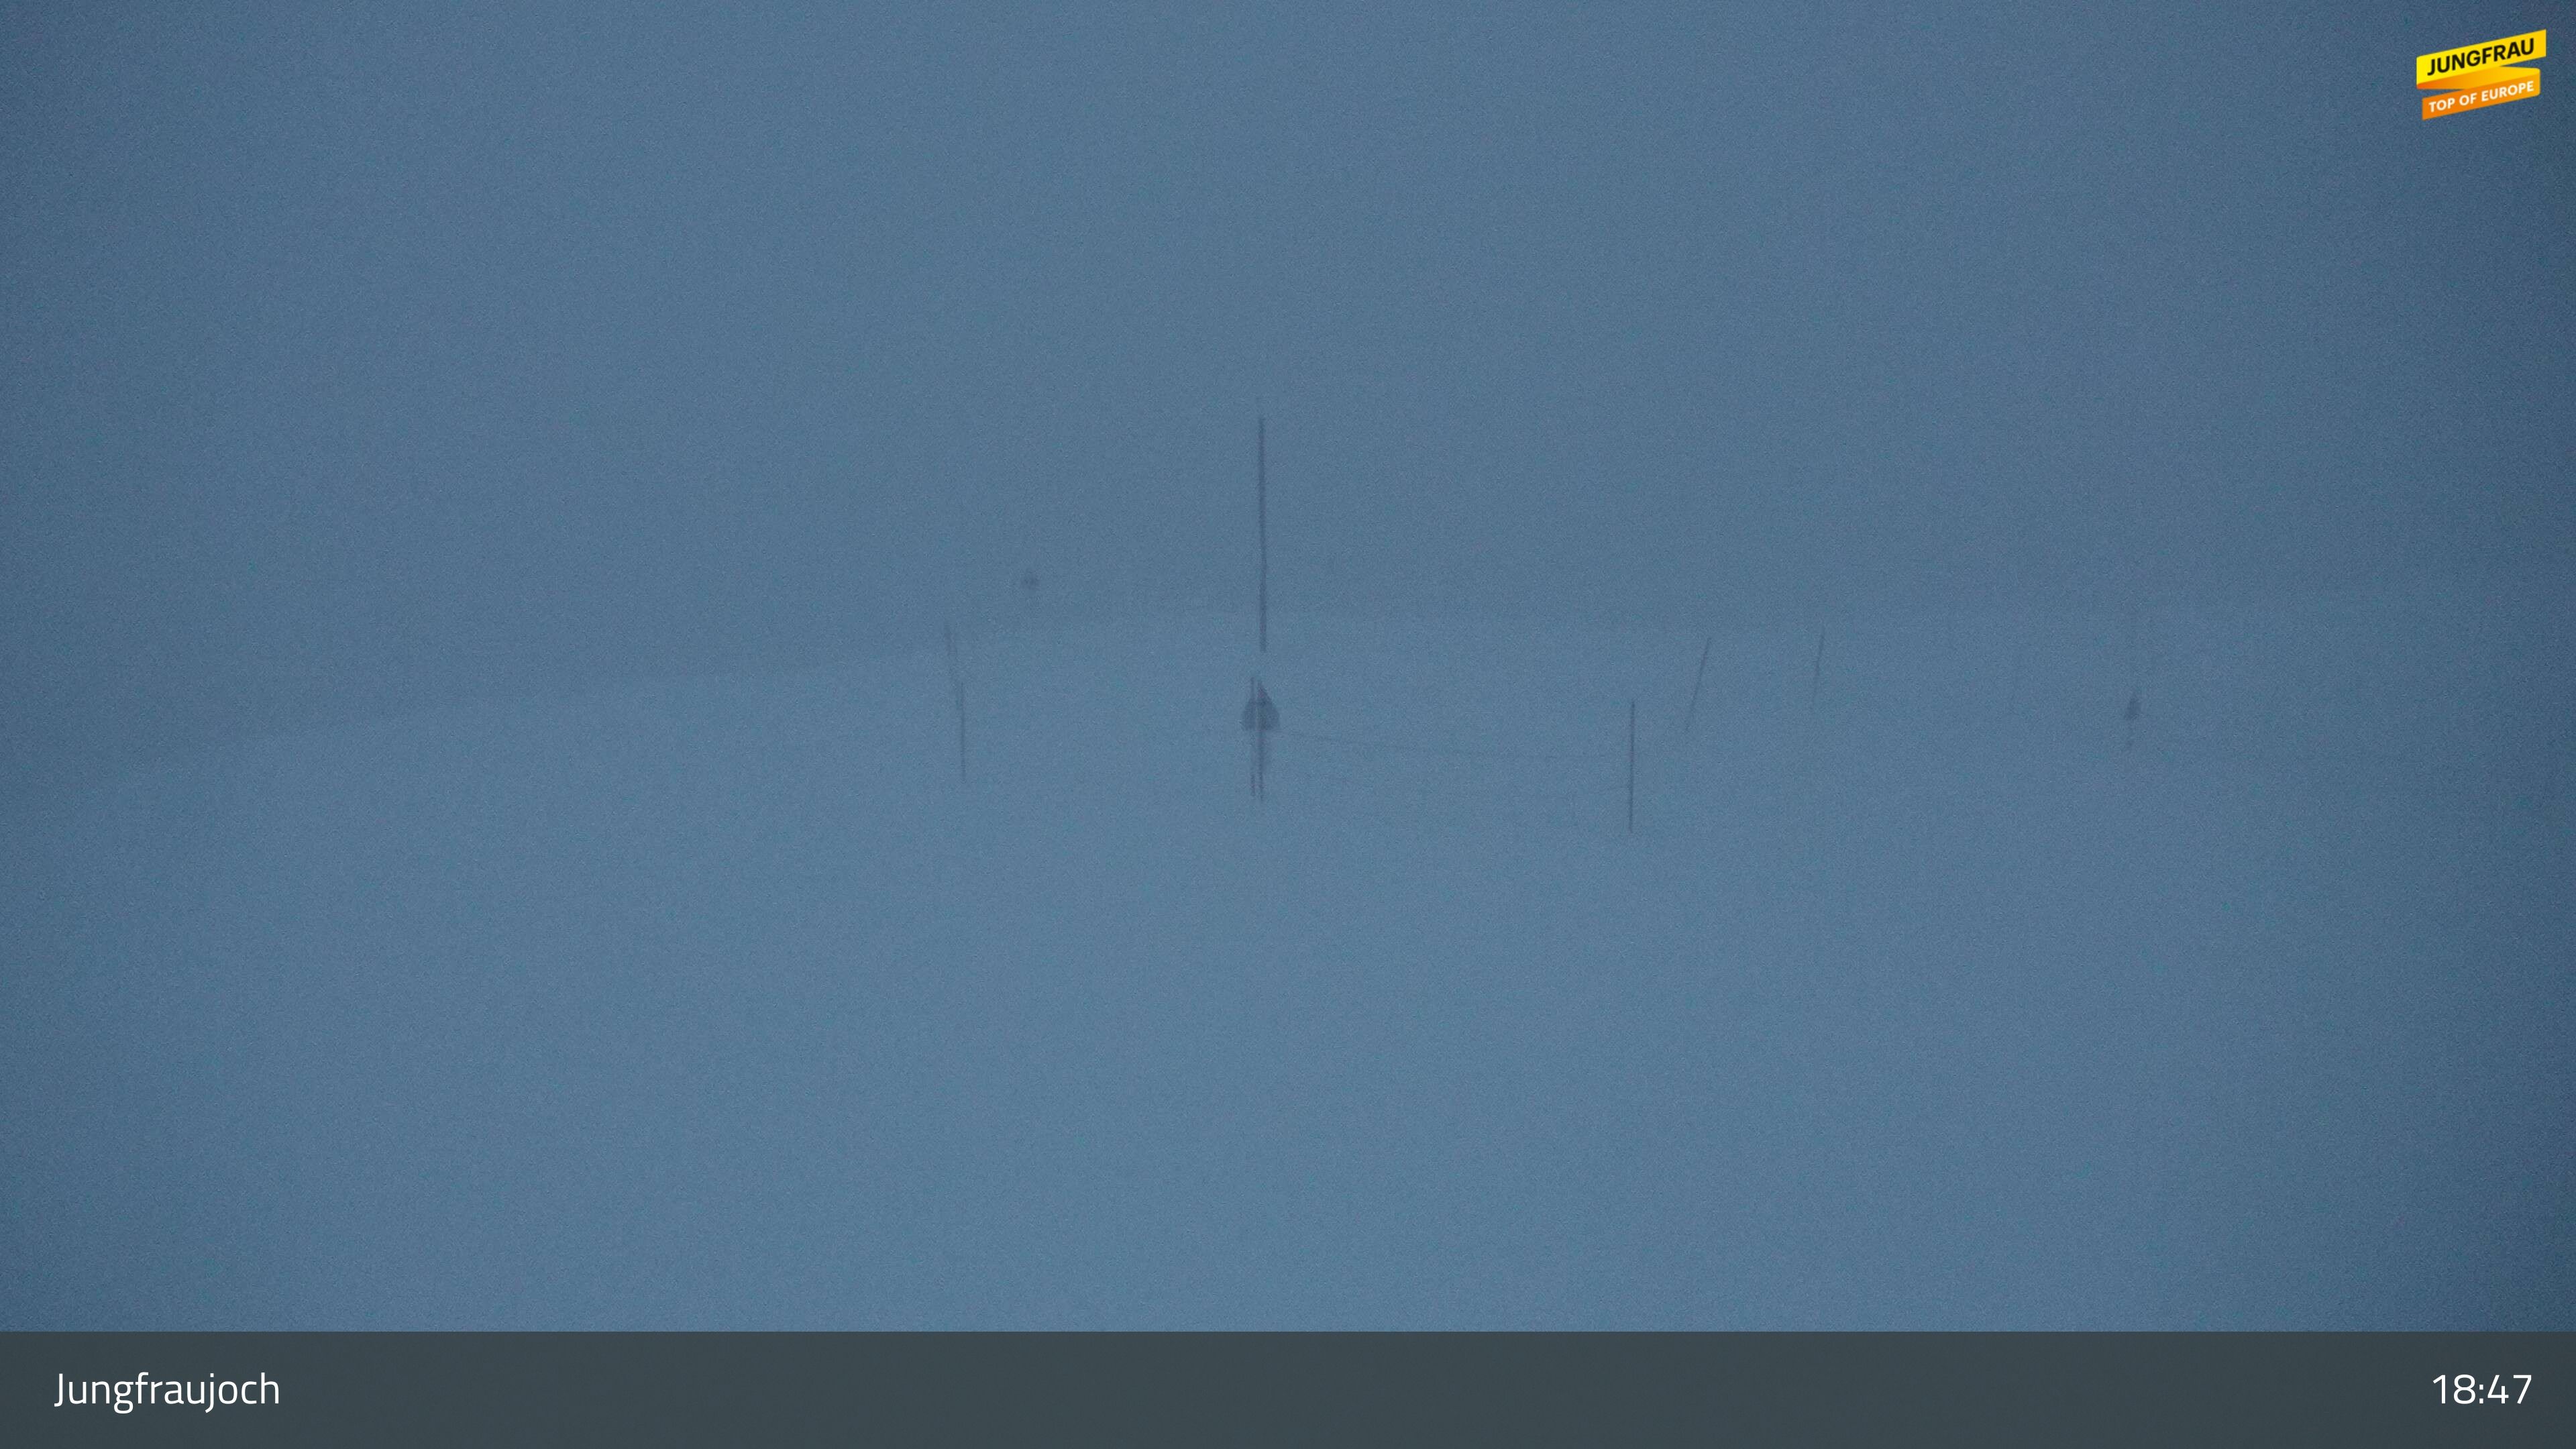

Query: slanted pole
[[1684, 636, 1711, 735]]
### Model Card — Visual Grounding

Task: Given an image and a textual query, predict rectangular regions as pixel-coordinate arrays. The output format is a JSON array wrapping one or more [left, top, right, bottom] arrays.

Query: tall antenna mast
[[1256, 413, 1268, 653]]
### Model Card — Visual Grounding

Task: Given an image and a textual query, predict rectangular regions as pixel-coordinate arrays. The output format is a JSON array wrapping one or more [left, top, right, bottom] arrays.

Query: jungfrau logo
[[2418, 29, 2544, 119]]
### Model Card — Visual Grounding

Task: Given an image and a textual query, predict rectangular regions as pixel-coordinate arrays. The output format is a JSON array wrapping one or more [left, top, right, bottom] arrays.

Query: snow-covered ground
[[7, 592, 2571, 1327]]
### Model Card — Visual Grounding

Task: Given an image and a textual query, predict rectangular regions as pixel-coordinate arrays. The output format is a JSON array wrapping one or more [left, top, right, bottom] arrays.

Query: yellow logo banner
[[2418, 29, 2544, 118]]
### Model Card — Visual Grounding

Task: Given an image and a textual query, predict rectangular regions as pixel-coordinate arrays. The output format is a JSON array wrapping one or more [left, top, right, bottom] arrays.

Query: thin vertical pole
[[1627, 700, 1637, 835], [1248, 675, 1269, 802], [1256, 414, 1268, 654], [1810, 625, 1827, 707], [944, 622, 967, 784], [2552, 728, 2570, 822], [2124, 610, 2143, 755], [1683, 636, 1711, 735], [2006, 624, 2027, 718]]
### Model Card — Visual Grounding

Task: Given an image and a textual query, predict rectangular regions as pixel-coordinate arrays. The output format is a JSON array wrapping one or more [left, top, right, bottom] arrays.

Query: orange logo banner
[[2418, 30, 2544, 118]]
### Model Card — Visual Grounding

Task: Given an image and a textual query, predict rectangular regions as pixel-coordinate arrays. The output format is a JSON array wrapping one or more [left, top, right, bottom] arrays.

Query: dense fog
[[4, 3, 2569, 1327]]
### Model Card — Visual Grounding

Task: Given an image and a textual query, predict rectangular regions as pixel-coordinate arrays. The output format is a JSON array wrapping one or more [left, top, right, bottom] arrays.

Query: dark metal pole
[[1248, 675, 1268, 801], [1257, 414, 1267, 654]]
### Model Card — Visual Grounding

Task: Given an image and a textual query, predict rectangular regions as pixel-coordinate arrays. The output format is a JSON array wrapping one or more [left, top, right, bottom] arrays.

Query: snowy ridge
[[5, 596, 2571, 1328]]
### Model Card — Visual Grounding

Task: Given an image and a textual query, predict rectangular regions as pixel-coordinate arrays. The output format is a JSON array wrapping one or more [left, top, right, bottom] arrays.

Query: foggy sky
[[5, 0, 2571, 806]]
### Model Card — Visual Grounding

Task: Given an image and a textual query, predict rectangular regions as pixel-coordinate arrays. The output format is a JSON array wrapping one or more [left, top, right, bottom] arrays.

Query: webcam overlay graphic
[[2418, 28, 2544, 118]]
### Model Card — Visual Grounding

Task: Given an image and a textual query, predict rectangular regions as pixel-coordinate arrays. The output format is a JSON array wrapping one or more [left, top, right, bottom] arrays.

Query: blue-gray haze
[[3, 2, 2570, 1327]]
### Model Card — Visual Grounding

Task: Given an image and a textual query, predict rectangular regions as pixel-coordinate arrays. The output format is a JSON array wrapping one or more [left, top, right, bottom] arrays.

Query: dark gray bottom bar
[[6, 1332, 2571, 1447]]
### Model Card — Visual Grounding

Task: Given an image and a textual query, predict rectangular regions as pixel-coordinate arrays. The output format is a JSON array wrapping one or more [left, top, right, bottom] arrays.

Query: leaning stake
[[1684, 636, 1712, 735]]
